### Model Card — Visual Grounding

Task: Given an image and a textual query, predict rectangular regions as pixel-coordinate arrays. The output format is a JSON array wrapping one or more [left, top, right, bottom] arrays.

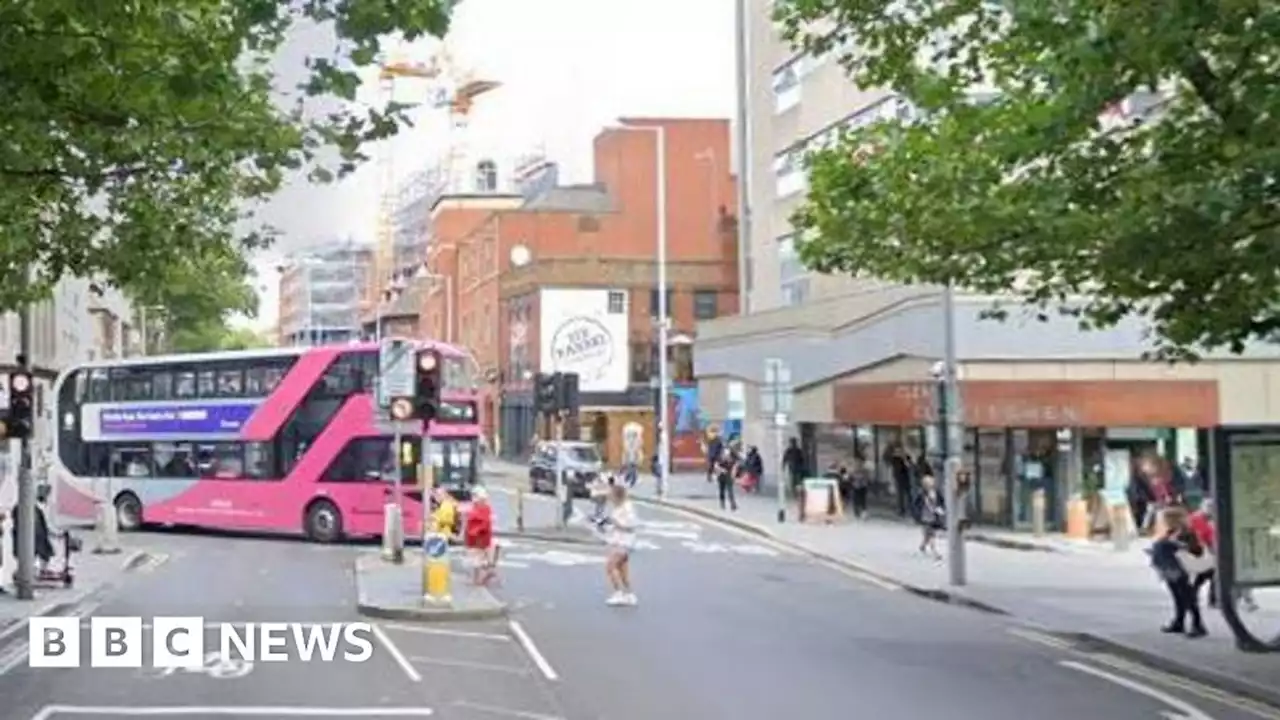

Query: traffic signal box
[[534, 372, 580, 417], [1, 364, 34, 440], [414, 349, 443, 421]]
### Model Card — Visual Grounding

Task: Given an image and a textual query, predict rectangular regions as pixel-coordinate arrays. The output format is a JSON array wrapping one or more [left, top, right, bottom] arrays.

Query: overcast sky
[[245, 0, 737, 331]]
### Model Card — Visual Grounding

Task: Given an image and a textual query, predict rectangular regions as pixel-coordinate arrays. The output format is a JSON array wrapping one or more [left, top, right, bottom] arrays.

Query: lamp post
[[618, 122, 670, 498]]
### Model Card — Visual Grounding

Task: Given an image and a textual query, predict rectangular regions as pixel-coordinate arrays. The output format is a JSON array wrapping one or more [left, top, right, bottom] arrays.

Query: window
[[244, 442, 274, 479], [175, 371, 196, 398], [87, 369, 109, 402], [154, 442, 197, 477], [475, 160, 498, 192], [773, 150, 805, 198], [196, 442, 244, 478], [109, 445, 153, 478], [630, 342, 655, 384], [577, 215, 601, 232], [607, 291, 626, 314], [319, 352, 366, 396], [217, 368, 244, 397], [197, 371, 215, 397], [772, 62, 802, 114], [693, 290, 718, 320], [648, 288, 673, 317], [778, 235, 810, 306], [323, 437, 397, 482], [153, 372, 174, 399]]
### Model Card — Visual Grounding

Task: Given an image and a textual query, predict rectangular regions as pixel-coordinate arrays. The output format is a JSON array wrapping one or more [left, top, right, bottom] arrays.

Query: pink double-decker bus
[[50, 341, 483, 542]]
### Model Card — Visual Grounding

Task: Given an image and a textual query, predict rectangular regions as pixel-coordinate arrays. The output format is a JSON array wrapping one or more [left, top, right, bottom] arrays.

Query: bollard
[[93, 501, 122, 555], [1109, 503, 1131, 551], [515, 488, 525, 533], [421, 533, 451, 604], [1031, 488, 1046, 537], [382, 503, 404, 563]]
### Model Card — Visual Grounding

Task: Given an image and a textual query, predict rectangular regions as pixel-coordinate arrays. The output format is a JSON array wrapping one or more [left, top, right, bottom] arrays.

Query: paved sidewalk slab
[[354, 552, 507, 622], [639, 475, 1280, 707]]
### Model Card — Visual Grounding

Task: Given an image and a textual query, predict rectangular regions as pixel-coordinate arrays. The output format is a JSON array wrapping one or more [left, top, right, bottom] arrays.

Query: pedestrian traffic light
[[6, 365, 33, 440], [535, 372, 560, 415], [415, 348, 442, 420], [557, 372, 579, 416]]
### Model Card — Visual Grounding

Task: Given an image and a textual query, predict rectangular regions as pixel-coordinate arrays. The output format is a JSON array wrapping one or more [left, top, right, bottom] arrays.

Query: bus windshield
[[428, 436, 477, 488], [443, 356, 476, 391]]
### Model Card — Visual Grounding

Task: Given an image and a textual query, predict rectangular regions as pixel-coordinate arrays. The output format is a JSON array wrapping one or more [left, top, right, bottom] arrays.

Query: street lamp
[[616, 122, 671, 499]]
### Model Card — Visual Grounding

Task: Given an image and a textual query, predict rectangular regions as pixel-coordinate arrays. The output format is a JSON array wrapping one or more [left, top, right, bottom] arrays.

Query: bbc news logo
[[28, 618, 374, 668]]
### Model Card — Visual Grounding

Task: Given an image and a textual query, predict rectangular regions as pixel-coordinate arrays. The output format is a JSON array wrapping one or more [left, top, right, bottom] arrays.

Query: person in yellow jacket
[[431, 488, 460, 541]]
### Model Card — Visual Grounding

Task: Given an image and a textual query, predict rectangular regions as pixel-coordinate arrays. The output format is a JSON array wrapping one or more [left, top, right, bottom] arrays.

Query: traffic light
[[5, 365, 33, 439], [557, 372, 579, 416], [414, 348, 442, 420], [535, 372, 560, 415]]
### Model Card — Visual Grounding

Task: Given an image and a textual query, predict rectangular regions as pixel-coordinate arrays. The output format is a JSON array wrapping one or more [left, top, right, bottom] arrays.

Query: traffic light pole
[[14, 307, 35, 599], [553, 411, 567, 530]]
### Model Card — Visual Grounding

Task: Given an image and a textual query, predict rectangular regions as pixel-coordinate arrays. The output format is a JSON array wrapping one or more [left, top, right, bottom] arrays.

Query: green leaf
[[775, 0, 1280, 358]]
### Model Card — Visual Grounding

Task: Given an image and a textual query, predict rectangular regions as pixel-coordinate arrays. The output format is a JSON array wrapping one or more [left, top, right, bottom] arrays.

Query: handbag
[[1176, 548, 1216, 577]]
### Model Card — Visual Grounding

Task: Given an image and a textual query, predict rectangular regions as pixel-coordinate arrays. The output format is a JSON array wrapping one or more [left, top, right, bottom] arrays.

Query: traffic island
[[354, 552, 507, 622]]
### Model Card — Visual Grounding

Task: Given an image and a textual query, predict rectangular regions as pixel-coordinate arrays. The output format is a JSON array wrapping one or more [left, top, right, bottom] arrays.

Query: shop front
[[821, 379, 1219, 530]]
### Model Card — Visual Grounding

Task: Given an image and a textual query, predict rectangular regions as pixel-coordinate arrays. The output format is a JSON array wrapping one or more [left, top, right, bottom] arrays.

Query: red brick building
[[419, 118, 739, 465]]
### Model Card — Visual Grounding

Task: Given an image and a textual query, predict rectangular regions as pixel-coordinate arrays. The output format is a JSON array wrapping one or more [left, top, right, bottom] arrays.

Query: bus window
[[197, 443, 243, 478], [262, 366, 285, 393], [175, 371, 196, 398], [153, 442, 196, 477], [87, 369, 109, 402], [443, 357, 476, 391], [124, 370, 151, 400], [320, 354, 361, 396], [109, 369, 129, 401], [153, 372, 174, 399], [217, 368, 244, 397], [111, 445, 153, 478], [246, 367, 266, 395], [245, 442, 275, 479], [197, 371, 216, 397], [323, 438, 393, 482], [73, 371, 88, 404]]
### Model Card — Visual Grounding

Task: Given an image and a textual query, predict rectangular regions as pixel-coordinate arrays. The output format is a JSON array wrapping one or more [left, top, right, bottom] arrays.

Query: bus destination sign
[[96, 402, 259, 436], [434, 401, 476, 423]]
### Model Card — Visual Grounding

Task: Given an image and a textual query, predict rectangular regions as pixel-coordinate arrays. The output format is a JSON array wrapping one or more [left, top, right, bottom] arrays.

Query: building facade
[[694, 0, 1280, 531], [277, 242, 372, 346]]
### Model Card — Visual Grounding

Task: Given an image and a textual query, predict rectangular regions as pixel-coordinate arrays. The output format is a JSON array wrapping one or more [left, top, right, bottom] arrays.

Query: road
[[0, 487, 1272, 720]]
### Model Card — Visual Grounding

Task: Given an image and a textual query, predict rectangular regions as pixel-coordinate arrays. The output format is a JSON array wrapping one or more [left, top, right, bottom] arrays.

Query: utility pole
[[732, 0, 753, 315], [940, 282, 966, 586], [14, 307, 35, 599], [762, 358, 793, 523]]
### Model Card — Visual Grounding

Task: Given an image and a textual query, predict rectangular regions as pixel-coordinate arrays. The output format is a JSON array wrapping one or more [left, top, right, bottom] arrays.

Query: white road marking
[[1060, 660, 1215, 720], [1084, 653, 1280, 720], [727, 544, 780, 557], [503, 550, 605, 567], [639, 529, 700, 540], [371, 623, 421, 683], [508, 620, 557, 682], [156, 652, 252, 679], [407, 656, 528, 674], [450, 701, 564, 720], [380, 623, 511, 642], [30, 707, 435, 719]]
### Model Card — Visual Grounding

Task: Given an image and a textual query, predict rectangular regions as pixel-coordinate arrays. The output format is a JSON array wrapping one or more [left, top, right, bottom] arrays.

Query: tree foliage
[[131, 240, 260, 354], [775, 0, 1280, 357], [0, 0, 455, 313]]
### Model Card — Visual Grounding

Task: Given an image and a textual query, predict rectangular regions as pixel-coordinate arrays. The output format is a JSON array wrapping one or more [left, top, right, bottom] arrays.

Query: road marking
[[640, 529, 700, 540], [371, 623, 420, 683], [380, 623, 511, 642], [30, 707, 435, 719], [1084, 653, 1280, 720], [155, 652, 252, 679], [508, 620, 557, 682], [1060, 660, 1214, 720], [407, 656, 528, 674], [1006, 627, 1074, 651], [450, 701, 564, 720]]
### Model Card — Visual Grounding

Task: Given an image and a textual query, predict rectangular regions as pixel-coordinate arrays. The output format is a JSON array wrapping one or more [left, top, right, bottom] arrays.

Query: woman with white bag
[[1150, 507, 1212, 638]]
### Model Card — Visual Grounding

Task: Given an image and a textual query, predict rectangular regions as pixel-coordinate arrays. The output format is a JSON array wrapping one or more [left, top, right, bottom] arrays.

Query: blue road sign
[[425, 535, 448, 558]]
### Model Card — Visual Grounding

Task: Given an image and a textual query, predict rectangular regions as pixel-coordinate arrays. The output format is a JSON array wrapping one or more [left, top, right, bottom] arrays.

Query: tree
[[775, 0, 1280, 358], [0, 0, 455, 311], [130, 240, 261, 353]]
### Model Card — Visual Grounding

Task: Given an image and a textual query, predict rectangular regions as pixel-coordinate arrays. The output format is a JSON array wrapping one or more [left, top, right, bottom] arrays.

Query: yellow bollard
[[422, 533, 452, 604]]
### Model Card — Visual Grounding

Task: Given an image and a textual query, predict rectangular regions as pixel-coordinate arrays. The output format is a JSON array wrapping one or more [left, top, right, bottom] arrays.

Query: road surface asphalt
[[0, 487, 1274, 720]]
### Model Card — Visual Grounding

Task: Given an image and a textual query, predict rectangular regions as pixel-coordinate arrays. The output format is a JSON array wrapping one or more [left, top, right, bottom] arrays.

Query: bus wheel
[[114, 493, 143, 532], [304, 500, 343, 543]]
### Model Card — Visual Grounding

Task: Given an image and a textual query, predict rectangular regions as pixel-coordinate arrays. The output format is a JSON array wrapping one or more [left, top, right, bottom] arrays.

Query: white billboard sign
[[539, 288, 629, 393]]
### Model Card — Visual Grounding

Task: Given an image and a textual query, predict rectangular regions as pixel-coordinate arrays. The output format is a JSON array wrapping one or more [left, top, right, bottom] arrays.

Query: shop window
[[693, 290, 718, 320]]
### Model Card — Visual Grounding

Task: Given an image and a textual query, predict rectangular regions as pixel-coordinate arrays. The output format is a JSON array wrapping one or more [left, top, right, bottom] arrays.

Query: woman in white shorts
[[602, 484, 638, 606]]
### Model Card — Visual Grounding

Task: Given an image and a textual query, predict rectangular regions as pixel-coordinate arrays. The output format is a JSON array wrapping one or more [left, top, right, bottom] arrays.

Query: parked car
[[529, 441, 603, 498]]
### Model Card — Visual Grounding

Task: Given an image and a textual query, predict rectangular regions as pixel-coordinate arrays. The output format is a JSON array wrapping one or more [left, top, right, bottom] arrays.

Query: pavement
[[354, 552, 507, 621], [0, 483, 1273, 720], [482, 460, 1280, 708]]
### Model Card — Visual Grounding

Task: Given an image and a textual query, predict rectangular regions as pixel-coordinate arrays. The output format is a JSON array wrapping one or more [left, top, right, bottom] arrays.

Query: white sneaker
[[623, 593, 638, 606], [606, 592, 627, 606]]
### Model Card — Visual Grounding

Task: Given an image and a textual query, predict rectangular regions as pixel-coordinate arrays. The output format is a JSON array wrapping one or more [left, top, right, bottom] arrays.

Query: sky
[[243, 0, 737, 332]]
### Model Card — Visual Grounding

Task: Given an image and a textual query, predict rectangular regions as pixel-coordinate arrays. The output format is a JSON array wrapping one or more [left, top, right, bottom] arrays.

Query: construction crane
[[371, 45, 500, 299]]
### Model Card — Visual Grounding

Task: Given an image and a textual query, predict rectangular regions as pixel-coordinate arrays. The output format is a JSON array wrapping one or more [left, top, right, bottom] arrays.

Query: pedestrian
[[704, 431, 724, 484], [913, 474, 945, 559], [599, 484, 639, 606], [742, 446, 764, 493], [887, 444, 913, 517], [714, 446, 738, 512], [463, 487, 497, 587], [1189, 498, 1256, 611], [1150, 506, 1209, 637], [849, 459, 871, 519], [782, 437, 806, 496]]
